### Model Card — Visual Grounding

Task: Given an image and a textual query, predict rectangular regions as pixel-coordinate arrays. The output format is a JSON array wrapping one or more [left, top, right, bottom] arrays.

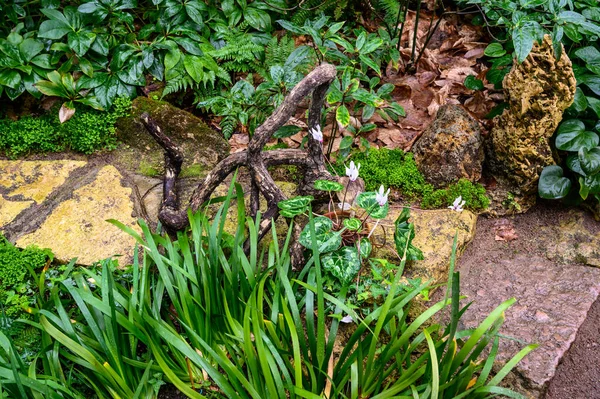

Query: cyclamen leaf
[[343, 218, 362, 231], [299, 217, 342, 253], [355, 191, 389, 220], [277, 196, 313, 218], [357, 237, 372, 259], [538, 165, 572, 199], [321, 246, 361, 286], [314, 180, 344, 192], [555, 119, 599, 151]]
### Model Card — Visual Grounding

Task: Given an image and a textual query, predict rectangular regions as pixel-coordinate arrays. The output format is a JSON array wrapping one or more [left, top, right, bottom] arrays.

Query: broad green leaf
[[276, 19, 304, 35], [555, 120, 599, 151], [484, 43, 506, 58], [362, 37, 383, 54], [574, 46, 600, 63], [164, 48, 181, 72], [68, 31, 96, 56], [393, 208, 424, 261], [273, 125, 301, 138], [339, 136, 353, 150], [581, 75, 600, 96], [18, 39, 43, 62], [570, 87, 588, 113], [314, 180, 344, 192], [579, 147, 600, 175], [336, 105, 350, 127], [581, 173, 600, 199], [321, 246, 361, 286], [512, 24, 536, 63], [355, 191, 389, 219], [357, 237, 372, 259], [464, 75, 484, 90], [359, 54, 381, 75], [38, 20, 71, 39], [567, 154, 586, 176], [184, 55, 204, 83], [244, 7, 271, 31], [299, 216, 342, 253], [588, 97, 600, 118], [0, 70, 21, 89], [352, 89, 383, 107], [538, 165, 572, 199], [327, 87, 343, 104], [343, 218, 362, 231], [78, 58, 93, 77]]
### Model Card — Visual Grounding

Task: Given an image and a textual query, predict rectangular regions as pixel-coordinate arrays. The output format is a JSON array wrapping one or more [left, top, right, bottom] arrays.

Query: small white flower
[[345, 161, 360, 182], [375, 185, 390, 206], [448, 196, 466, 212], [338, 202, 352, 211], [340, 315, 353, 323], [310, 125, 323, 143]]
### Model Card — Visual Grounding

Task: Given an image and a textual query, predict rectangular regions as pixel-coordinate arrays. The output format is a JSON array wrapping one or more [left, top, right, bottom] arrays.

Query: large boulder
[[487, 36, 576, 213], [113, 97, 229, 177], [412, 105, 484, 188]]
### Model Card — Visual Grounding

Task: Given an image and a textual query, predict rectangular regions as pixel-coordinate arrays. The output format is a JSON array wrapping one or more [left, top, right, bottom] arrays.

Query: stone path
[[453, 204, 600, 398]]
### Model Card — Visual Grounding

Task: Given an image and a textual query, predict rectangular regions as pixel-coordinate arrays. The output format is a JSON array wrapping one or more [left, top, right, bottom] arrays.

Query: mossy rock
[[113, 97, 229, 177]]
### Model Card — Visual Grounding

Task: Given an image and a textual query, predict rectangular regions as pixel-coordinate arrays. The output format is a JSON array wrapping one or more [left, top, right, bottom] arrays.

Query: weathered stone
[[113, 97, 229, 177], [16, 165, 139, 266], [545, 210, 600, 267], [487, 36, 576, 213], [372, 207, 477, 284], [412, 105, 484, 188], [453, 206, 600, 397]]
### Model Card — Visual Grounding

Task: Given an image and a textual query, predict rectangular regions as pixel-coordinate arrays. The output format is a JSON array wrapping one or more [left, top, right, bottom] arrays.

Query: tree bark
[[140, 63, 338, 264]]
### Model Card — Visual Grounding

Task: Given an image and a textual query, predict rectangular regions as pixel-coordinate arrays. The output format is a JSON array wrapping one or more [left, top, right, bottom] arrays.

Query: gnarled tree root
[[140, 63, 338, 266]]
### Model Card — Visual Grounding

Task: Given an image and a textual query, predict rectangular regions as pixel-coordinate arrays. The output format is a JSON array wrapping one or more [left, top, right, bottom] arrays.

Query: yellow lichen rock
[[16, 166, 139, 266], [487, 35, 576, 212]]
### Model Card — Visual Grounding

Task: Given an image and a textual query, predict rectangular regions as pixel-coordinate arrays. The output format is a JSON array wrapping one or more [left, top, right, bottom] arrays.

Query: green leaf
[[38, 20, 71, 39], [276, 19, 304, 35], [362, 37, 383, 54], [464, 75, 484, 90], [574, 46, 600, 63], [570, 87, 588, 113], [357, 237, 372, 259], [567, 154, 586, 176], [78, 58, 94, 77], [538, 165, 572, 199], [359, 54, 381, 76], [164, 48, 181, 72], [314, 180, 344, 192], [244, 7, 271, 31], [0, 70, 21, 89], [352, 89, 383, 107], [299, 216, 342, 253], [512, 24, 536, 63], [579, 147, 600, 175], [339, 136, 353, 150], [327, 87, 343, 104], [555, 120, 599, 151], [273, 125, 301, 138], [343, 218, 362, 231], [18, 39, 43, 62], [184, 55, 204, 83], [355, 191, 389, 219], [580, 75, 600, 96], [321, 246, 361, 286], [393, 208, 424, 261], [68, 31, 96, 56], [484, 43, 506, 58], [277, 196, 313, 218], [336, 105, 350, 127], [580, 173, 600, 199]]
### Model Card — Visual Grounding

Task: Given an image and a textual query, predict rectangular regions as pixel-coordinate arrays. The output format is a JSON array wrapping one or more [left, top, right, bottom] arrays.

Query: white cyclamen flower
[[448, 196, 466, 212], [310, 125, 323, 142], [338, 202, 352, 211], [375, 185, 390, 206], [340, 315, 353, 323], [345, 161, 360, 181]]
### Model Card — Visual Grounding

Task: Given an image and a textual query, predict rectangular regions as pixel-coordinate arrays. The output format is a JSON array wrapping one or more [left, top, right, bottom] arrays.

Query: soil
[[545, 297, 600, 399]]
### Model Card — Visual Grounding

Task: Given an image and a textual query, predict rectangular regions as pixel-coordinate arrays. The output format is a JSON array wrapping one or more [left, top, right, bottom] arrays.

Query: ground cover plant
[[0, 183, 535, 398]]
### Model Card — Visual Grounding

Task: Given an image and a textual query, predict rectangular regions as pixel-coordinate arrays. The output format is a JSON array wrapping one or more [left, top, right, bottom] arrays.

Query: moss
[[332, 148, 489, 211], [180, 164, 205, 178], [138, 160, 162, 177]]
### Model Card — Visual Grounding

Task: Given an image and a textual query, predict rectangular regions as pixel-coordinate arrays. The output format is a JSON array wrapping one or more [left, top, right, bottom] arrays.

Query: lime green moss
[[333, 148, 489, 211]]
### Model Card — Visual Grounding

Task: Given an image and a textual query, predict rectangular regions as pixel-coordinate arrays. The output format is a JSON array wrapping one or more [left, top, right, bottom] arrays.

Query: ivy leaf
[[321, 246, 361, 286], [336, 105, 350, 127], [314, 180, 344, 192], [555, 119, 599, 151], [464, 75, 484, 90], [299, 217, 342, 253], [538, 165, 572, 199], [355, 191, 389, 220], [393, 208, 424, 261], [578, 147, 600, 175], [343, 218, 362, 231]]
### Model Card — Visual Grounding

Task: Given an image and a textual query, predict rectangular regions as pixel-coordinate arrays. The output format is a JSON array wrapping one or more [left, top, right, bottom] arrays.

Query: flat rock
[[373, 207, 477, 284], [453, 205, 600, 397]]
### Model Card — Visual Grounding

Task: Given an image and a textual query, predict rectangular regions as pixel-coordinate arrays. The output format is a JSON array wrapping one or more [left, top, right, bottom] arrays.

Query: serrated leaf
[[355, 191, 389, 219], [314, 180, 344, 192], [538, 165, 572, 199], [299, 217, 342, 253]]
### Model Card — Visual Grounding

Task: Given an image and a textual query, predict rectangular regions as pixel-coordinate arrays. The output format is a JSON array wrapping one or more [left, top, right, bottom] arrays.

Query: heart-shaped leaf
[[580, 173, 600, 200], [464, 75, 484, 91], [314, 179, 344, 192], [355, 191, 389, 219], [394, 208, 424, 261], [567, 154, 586, 176], [578, 147, 600, 175], [321, 246, 361, 286], [555, 119, 599, 151], [357, 237, 372, 259], [343, 218, 362, 231], [277, 195, 313, 218], [299, 216, 342, 253], [538, 165, 572, 199]]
